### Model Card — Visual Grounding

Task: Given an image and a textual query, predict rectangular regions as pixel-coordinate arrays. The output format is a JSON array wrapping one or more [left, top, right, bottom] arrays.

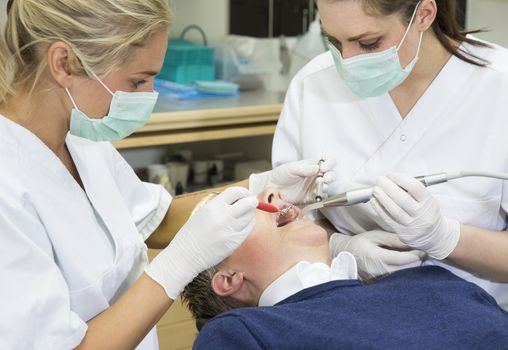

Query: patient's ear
[[211, 270, 245, 297]]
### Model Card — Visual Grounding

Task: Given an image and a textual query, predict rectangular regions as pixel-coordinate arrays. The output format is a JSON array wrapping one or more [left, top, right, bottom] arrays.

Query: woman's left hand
[[370, 173, 461, 260], [329, 231, 425, 281], [249, 158, 337, 204]]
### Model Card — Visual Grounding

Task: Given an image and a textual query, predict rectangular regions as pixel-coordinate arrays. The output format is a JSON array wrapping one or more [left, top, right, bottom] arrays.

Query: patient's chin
[[281, 220, 328, 246]]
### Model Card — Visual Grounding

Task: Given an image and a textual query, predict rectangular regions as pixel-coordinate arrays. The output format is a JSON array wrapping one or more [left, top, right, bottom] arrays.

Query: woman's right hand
[[249, 158, 337, 204], [145, 187, 258, 299]]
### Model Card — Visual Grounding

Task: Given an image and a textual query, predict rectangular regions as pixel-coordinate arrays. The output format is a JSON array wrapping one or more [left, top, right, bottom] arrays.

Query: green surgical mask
[[328, 2, 423, 98], [65, 73, 158, 142]]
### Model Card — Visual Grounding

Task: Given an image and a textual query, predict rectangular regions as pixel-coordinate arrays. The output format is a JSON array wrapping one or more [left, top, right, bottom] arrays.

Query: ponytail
[[0, 1, 16, 104], [431, 0, 489, 66], [362, 0, 490, 67], [0, 40, 13, 105]]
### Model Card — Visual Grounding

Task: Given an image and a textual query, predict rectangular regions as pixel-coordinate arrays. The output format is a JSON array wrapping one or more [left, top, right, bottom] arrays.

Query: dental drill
[[278, 159, 325, 218], [315, 159, 325, 202], [300, 170, 508, 217]]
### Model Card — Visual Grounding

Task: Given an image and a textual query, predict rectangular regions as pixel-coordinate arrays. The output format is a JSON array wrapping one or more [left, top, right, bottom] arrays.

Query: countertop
[[112, 89, 285, 149]]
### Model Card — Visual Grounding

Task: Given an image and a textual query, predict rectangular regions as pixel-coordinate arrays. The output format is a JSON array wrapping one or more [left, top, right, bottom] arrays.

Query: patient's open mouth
[[276, 204, 301, 227]]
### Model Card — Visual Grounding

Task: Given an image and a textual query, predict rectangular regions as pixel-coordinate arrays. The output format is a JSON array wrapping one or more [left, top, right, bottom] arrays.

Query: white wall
[[467, 0, 508, 48], [169, 0, 229, 43]]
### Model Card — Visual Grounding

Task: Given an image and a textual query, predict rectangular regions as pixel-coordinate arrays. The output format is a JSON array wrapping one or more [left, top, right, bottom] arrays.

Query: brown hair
[[181, 265, 250, 322], [325, 0, 490, 66]]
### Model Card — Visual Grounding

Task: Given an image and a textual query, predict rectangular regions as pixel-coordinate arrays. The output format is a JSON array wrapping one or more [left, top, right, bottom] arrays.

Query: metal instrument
[[300, 170, 508, 217]]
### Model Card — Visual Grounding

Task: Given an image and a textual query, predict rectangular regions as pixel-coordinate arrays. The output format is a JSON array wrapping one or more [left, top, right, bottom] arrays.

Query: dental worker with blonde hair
[[0, 0, 335, 348], [273, 0, 508, 308]]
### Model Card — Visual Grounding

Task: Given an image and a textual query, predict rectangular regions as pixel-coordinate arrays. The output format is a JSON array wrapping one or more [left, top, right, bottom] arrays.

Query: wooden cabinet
[[148, 249, 198, 350]]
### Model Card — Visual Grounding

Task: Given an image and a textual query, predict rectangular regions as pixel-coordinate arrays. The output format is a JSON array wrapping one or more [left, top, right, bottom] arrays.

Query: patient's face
[[221, 188, 329, 287]]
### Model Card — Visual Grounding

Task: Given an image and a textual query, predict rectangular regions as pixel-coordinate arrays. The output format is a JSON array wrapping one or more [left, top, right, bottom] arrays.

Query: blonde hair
[[0, 0, 172, 104]]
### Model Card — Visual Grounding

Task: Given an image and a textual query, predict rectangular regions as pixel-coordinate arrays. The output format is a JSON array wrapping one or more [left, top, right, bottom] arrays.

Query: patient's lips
[[276, 204, 301, 227]]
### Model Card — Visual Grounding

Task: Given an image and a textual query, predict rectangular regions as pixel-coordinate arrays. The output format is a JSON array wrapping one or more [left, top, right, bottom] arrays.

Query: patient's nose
[[263, 187, 284, 206]]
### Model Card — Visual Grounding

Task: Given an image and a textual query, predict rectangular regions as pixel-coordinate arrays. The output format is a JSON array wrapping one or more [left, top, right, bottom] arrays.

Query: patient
[[182, 188, 508, 349]]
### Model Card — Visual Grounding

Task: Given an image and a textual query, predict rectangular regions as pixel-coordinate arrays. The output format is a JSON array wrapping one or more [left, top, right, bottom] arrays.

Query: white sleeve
[[0, 198, 87, 350], [272, 75, 304, 168], [108, 145, 172, 240]]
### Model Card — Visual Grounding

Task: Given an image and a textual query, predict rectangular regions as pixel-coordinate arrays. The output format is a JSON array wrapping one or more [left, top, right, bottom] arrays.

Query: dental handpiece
[[315, 159, 325, 202], [300, 170, 508, 217]]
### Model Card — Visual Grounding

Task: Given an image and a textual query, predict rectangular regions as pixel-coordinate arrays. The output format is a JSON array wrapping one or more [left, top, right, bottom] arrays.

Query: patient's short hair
[[181, 192, 250, 322], [181, 264, 248, 321]]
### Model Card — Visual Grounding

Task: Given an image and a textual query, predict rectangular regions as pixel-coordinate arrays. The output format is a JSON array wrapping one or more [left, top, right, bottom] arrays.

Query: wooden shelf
[[113, 123, 277, 149], [139, 104, 281, 132], [113, 102, 282, 149]]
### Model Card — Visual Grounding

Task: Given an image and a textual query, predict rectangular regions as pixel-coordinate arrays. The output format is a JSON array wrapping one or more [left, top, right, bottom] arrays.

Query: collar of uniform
[[0, 114, 75, 182], [258, 252, 358, 307]]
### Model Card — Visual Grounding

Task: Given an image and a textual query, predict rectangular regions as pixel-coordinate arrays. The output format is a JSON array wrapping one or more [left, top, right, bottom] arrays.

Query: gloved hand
[[329, 231, 425, 281], [145, 187, 258, 299], [370, 173, 460, 260], [249, 158, 336, 204]]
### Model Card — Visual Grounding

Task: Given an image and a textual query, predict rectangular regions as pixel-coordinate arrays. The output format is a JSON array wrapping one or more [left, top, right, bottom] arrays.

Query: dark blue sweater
[[194, 266, 508, 349]]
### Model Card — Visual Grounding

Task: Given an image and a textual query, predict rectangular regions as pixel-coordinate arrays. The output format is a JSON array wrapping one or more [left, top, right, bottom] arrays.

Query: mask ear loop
[[396, 1, 422, 51], [89, 71, 115, 96], [65, 88, 80, 112], [413, 32, 424, 59]]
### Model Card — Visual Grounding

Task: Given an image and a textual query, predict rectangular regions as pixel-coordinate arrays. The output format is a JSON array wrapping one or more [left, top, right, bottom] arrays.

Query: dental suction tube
[[440, 171, 508, 183], [300, 171, 508, 216], [334, 171, 508, 207]]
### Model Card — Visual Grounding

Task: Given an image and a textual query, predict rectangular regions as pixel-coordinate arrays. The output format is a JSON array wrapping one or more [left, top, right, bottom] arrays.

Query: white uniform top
[[0, 115, 171, 349], [273, 41, 508, 307]]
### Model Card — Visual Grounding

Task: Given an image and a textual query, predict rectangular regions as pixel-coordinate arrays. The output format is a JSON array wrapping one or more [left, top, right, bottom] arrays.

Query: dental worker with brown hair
[[273, 0, 508, 309]]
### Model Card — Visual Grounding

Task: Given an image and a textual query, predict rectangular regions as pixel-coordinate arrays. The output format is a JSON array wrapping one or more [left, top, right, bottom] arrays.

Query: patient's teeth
[[276, 205, 299, 227], [278, 204, 293, 218]]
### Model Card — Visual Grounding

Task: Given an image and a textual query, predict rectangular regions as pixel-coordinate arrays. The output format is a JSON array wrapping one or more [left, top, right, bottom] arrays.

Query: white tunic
[[273, 41, 508, 307], [0, 115, 171, 349]]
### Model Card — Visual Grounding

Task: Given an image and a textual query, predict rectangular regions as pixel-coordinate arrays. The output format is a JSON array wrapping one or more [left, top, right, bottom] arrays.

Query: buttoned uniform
[[272, 40, 508, 307], [0, 115, 171, 349]]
